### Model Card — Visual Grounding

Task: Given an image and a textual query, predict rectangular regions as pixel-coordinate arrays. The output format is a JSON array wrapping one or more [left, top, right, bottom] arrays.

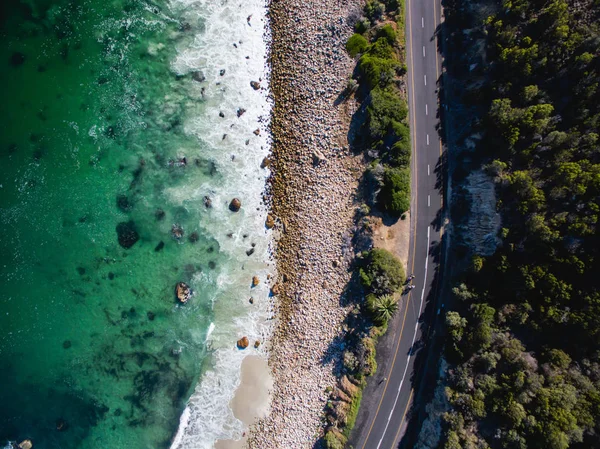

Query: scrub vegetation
[[321, 2, 410, 447]]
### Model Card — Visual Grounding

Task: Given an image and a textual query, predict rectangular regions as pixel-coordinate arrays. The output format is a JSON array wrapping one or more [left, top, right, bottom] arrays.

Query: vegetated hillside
[[442, 0, 600, 448]]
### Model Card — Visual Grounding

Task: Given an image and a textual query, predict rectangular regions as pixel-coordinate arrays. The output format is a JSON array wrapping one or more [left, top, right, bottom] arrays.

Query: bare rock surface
[[246, 0, 362, 447]]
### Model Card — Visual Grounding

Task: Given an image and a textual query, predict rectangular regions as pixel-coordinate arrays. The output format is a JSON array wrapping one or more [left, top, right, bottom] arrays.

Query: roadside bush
[[367, 294, 400, 325], [376, 24, 397, 44], [378, 166, 411, 216], [355, 17, 371, 34], [346, 33, 369, 57], [367, 87, 408, 138], [360, 248, 405, 295], [359, 38, 398, 88], [389, 137, 411, 166], [364, 0, 385, 20], [324, 430, 346, 449]]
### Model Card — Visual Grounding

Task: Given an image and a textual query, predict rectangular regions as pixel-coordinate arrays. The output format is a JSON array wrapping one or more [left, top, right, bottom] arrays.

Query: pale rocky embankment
[[246, 0, 364, 447]]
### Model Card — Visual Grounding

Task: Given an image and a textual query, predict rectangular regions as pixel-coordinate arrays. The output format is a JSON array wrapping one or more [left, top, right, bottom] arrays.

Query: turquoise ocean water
[[0, 0, 273, 448]]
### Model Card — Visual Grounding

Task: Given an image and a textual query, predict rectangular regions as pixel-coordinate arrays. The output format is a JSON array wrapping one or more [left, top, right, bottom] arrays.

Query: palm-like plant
[[368, 294, 399, 325]]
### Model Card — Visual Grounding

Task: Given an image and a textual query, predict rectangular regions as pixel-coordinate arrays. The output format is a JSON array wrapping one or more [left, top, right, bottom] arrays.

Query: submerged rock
[[237, 108, 246, 118], [171, 224, 184, 239], [189, 231, 199, 243], [116, 194, 133, 212], [260, 157, 271, 168], [155, 209, 166, 220], [175, 282, 192, 303], [252, 276, 260, 287], [116, 221, 139, 249], [219, 69, 226, 76], [56, 418, 68, 431], [229, 198, 241, 212], [154, 241, 165, 252], [62, 340, 72, 349], [11, 52, 25, 67], [246, 247, 255, 256], [204, 196, 212, 208], [250, 81, 260, 90], [237, 336, 249, 349], [18, 441, 32, 449]]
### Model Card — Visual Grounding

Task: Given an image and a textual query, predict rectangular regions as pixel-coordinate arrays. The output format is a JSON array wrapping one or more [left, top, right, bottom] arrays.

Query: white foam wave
[[167, 0, 273, 447]]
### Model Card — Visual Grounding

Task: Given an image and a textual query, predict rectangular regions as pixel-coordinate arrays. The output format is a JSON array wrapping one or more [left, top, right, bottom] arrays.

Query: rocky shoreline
[[246, 0, 364, 447]]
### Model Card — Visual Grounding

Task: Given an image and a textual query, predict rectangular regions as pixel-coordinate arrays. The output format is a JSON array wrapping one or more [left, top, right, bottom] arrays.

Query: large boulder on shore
[[265, 215, 275, 229], [18, 441, 33, 449], [175, 282, 192, 303], [116, 221, 139, 249], [250, 81, 260, 90], [229, 198, 241, 212], [237, 336, 249, 349]]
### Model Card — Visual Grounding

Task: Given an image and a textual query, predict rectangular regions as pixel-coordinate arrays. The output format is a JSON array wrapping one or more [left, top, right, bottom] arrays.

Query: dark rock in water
[[108, 272, 115, 280], [189, 231, 199, 243], [204, 196, 212, 208], [208, 261, 216, 270], [250, 81, 260, 90], [116, 221, 139, 249], [260, 157, 271, 168], [77, 266, 86, 275], [253, 129, 260, 135], [207, 246, 214, 253], [175, 282, 192, 303], [191, 71, 205, 82], [56, 418, 68, 431], [10, 52, 25, 66], [229, 198, 241, 212], [254, 340, 261, 348], [237, 108, 246, 118], [219, 111, 225, 118], [246, 248, 255, 256], [249, 297, 254, 304], [171, 224, 184, 239], [154, 241, 165, 252], [155, 209, 166, 220], [237, 336, 249, 349], [62, 340, 72, 349], [114, 408, 123, 416], [147, 311, 155, 321], [117, 194, 133, 212], [219, 69, 226, 76]]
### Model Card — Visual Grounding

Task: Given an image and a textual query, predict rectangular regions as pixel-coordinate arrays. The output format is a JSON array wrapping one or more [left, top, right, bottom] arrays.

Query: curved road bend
[[351, 0, 444, 448]]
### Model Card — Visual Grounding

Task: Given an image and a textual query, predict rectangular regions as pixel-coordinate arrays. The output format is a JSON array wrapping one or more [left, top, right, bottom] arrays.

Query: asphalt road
[[349, 0, 444, 448]]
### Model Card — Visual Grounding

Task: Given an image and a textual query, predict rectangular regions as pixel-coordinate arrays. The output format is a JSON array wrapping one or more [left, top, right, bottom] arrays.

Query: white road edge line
[[375, 226, 431, 449]]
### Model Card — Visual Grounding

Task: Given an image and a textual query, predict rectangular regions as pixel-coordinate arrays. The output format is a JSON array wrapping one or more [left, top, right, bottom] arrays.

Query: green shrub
[[346, 33, 369, 57], [378, 166, 411, 216], [359, 248, 405, 295], [376, 24, 397, 44], [355, 17, 371, 34], [367, 294, 399, 325], [359, 39, 399, 88], [389, 138, 411, 167], [367, 87, 408, 138], [324, 430, 346, 449], [343, 389, 364, 437], [364, 0, 385, 20]]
